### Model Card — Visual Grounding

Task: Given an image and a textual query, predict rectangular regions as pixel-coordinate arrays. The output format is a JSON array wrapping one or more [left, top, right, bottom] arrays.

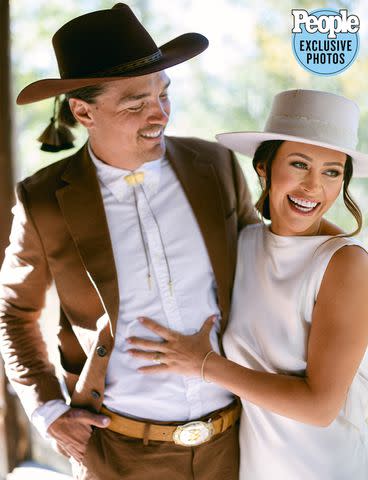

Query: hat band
[[265, 114, 358, 150], [62, 49, 163, 78]]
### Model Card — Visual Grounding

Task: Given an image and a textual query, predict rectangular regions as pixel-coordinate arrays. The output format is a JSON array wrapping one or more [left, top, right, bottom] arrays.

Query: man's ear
[[68, 98, 94, 128]]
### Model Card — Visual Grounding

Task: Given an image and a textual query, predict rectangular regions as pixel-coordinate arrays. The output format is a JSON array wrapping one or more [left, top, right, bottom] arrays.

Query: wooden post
[[0, 4, 13, 230], [0, 0, 31, 476]]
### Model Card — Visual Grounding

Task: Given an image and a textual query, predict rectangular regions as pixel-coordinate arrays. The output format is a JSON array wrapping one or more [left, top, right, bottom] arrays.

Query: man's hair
[[59, 84, 107, 127]]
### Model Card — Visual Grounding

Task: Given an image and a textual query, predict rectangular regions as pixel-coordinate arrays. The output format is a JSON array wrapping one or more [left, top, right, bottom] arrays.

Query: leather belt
[[100, 401, 240, 447]]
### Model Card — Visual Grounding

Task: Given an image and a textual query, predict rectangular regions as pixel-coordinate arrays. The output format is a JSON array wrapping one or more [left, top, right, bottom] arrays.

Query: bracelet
[[201, 350, 216, 383]]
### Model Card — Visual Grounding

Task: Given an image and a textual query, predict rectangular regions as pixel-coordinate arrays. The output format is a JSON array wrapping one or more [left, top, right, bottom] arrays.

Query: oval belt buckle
[[173, 421, 215, 446]]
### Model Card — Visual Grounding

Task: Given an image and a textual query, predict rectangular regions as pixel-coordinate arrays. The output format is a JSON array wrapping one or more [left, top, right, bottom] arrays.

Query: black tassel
[[38, 116, 61, 152], [56, 124, 75, 151], [37, 96, 75, 152]]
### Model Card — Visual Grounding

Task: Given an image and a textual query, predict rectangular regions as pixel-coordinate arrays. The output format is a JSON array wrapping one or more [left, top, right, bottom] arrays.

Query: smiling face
[[257, 141, 347, 236], [69, 71, 171, 169]]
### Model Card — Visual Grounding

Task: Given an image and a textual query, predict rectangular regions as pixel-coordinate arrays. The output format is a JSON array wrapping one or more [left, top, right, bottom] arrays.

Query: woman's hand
[[126, 315, 217, 376]]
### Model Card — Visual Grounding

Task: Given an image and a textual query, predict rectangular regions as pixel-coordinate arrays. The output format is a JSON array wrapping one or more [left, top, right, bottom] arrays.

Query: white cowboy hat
[[216, 89, 368, 177]]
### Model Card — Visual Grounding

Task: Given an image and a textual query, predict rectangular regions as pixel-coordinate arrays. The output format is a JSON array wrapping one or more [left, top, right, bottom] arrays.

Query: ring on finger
[[153, 352, 163, 364]]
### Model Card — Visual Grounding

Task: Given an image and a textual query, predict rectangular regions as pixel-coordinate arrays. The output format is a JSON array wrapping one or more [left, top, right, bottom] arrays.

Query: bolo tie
[[124, 171, 173, 295]]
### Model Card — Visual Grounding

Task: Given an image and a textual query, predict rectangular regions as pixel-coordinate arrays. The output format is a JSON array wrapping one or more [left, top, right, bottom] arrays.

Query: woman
[[127, 90, 368, 479]]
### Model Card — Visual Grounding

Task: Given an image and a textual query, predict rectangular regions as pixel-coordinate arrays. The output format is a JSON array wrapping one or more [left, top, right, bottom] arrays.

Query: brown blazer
[[0, 136, 256, 416]]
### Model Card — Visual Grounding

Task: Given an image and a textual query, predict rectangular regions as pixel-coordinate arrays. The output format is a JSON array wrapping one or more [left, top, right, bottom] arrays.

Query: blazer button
[[96, 345, 107, 357], [91, 390, 101, 400]]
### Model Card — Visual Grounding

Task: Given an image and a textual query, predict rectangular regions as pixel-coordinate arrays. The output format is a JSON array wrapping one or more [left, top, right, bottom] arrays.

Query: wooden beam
[[0, 0, 31, 476], [0, 2, 14, 230]]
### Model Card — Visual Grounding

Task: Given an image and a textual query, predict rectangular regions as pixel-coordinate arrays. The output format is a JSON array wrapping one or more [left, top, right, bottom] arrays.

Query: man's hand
[[47, 407, 110, 461]]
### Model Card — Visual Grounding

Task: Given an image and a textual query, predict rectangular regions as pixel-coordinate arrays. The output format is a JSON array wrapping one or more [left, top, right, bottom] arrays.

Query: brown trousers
[[72, 422, 240, 480]]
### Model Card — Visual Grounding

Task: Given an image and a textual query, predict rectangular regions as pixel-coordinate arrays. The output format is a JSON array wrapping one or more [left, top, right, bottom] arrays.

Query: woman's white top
[[223, 223, 368, 480]]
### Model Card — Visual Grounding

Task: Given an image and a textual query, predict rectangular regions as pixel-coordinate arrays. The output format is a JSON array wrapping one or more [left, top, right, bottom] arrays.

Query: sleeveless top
[[223, 223, 368, 480]]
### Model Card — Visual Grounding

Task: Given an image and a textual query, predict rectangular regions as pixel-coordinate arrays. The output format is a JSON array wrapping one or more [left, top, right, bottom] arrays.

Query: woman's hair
[[252, 140, 363, 236], [58, 84, 107, 127]]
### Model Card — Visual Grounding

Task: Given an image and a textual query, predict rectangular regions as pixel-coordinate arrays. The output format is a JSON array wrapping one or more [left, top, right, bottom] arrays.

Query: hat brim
[[216, 131, 368, 177], [17, 32, 208, 105]]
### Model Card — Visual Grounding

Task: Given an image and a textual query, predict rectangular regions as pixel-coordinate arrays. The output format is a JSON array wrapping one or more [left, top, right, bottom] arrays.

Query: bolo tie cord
[[138, 183, 173, 295], [132, 186, 152, 290], [127, 174, 173, 295]]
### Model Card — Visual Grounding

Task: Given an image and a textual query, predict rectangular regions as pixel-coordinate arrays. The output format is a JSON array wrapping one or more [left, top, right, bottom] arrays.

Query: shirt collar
[[88, 143, 163, 202]]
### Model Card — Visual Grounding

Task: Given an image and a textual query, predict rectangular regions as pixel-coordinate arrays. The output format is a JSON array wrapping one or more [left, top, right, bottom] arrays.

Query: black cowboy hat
[[17, 3, 208, 104]]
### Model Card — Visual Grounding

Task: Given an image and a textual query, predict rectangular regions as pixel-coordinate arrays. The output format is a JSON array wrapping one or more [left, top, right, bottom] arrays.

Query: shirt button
[[96, 345, 107, 357], [91, 390, 101, 400]]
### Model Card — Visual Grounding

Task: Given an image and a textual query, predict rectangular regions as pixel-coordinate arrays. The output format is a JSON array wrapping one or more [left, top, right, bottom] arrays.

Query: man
[[0, 4, 257, 479]]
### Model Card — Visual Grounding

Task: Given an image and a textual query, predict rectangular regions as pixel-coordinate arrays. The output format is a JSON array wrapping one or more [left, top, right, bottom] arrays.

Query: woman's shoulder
[[327, 239, 368, 279], [316, 235, 367, 257], [239, 222, 264, 240], [239, 222, 265, 237], [314, 236, 368, 299]]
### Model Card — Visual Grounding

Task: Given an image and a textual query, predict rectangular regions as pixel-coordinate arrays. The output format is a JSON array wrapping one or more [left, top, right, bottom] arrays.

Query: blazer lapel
[[55, 145, 119, 336], [166, 137, 230, 319], [55, 139, 230, 335]]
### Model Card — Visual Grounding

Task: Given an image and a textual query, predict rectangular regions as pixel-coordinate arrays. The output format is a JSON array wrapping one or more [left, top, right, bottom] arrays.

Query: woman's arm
[[128, 245, 368, 426]]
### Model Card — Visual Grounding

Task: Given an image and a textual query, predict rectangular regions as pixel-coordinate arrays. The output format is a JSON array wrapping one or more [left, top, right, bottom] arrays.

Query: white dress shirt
[[32, 145, 233, 436]]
